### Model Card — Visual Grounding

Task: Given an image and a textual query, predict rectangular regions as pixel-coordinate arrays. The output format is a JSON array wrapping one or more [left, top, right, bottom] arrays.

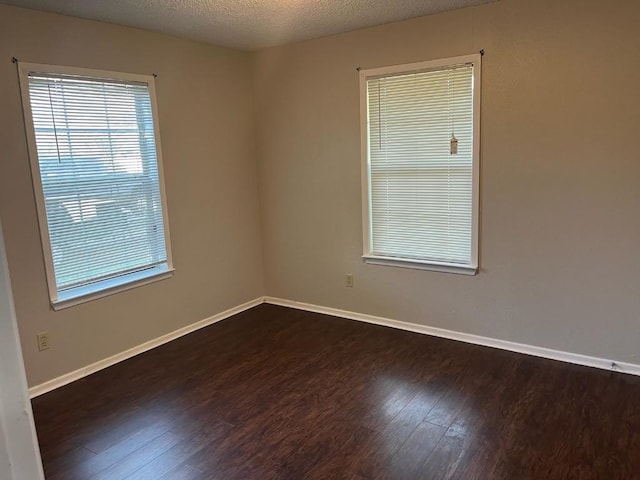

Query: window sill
[[362, 255, 477, 276], [51, 264, 174, 311]]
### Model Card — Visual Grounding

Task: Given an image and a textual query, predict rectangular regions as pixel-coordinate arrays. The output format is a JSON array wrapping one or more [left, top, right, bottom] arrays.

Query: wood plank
[[31, 304, 640, 479]]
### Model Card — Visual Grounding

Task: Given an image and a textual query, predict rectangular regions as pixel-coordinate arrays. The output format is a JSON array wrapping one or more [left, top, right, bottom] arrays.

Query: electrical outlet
[[345, 274, 354, 287], [37, 332, 50, 351]]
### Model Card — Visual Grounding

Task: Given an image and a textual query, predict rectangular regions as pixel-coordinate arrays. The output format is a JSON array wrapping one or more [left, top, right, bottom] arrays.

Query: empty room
[[0, 0, 639, 478]]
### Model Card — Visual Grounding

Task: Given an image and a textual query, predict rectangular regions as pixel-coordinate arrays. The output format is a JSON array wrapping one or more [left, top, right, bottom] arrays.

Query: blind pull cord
[[46, 81, 63, 164], [448, 72, 458, 155]]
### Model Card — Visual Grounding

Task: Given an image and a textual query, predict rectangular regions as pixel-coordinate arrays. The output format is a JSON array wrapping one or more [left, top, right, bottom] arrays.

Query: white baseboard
[[29, 294, 640, 398], [28, 297, 264, 398], [264, 296, 640, 377]]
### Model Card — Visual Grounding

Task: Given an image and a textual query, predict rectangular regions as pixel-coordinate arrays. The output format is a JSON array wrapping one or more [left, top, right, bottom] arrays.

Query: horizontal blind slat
[[28, 72, 168, 291], [366, 64, 474, 265]]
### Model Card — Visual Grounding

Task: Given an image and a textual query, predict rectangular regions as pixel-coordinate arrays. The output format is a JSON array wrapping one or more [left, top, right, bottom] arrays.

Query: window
[[18, 63, 173, 309], [360, 54, 481, 274]]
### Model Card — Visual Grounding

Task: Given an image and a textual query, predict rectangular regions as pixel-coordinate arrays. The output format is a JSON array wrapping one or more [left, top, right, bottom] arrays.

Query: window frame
[[359, 54, 481, 275], [17, 62, 174, 310]]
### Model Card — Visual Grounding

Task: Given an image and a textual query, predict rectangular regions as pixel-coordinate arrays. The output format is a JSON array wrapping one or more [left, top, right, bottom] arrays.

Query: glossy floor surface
[[32, 304, 640, 479]]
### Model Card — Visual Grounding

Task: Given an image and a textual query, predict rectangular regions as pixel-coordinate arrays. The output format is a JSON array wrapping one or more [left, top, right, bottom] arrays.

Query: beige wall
[[253, 0, 640, 364], [2, 0, 640, 388], [0, 5, 264, 387]]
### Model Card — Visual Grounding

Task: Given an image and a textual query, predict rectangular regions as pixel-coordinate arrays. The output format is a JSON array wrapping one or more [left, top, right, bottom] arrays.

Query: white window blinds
[[362, 57, 479, 272], [23, 68, 172, 304]]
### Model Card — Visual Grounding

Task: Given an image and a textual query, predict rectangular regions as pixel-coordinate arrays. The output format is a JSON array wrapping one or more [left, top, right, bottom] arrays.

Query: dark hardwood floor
[[32, 304, 640, 479]]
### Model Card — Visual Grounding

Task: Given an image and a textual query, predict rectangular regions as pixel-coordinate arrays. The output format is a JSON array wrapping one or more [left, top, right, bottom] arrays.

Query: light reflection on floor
[[375, 375, 472, 458]]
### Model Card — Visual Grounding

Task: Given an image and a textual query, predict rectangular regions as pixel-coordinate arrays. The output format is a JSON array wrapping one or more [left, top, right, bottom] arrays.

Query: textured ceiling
[[0, 0, 496, 51]]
